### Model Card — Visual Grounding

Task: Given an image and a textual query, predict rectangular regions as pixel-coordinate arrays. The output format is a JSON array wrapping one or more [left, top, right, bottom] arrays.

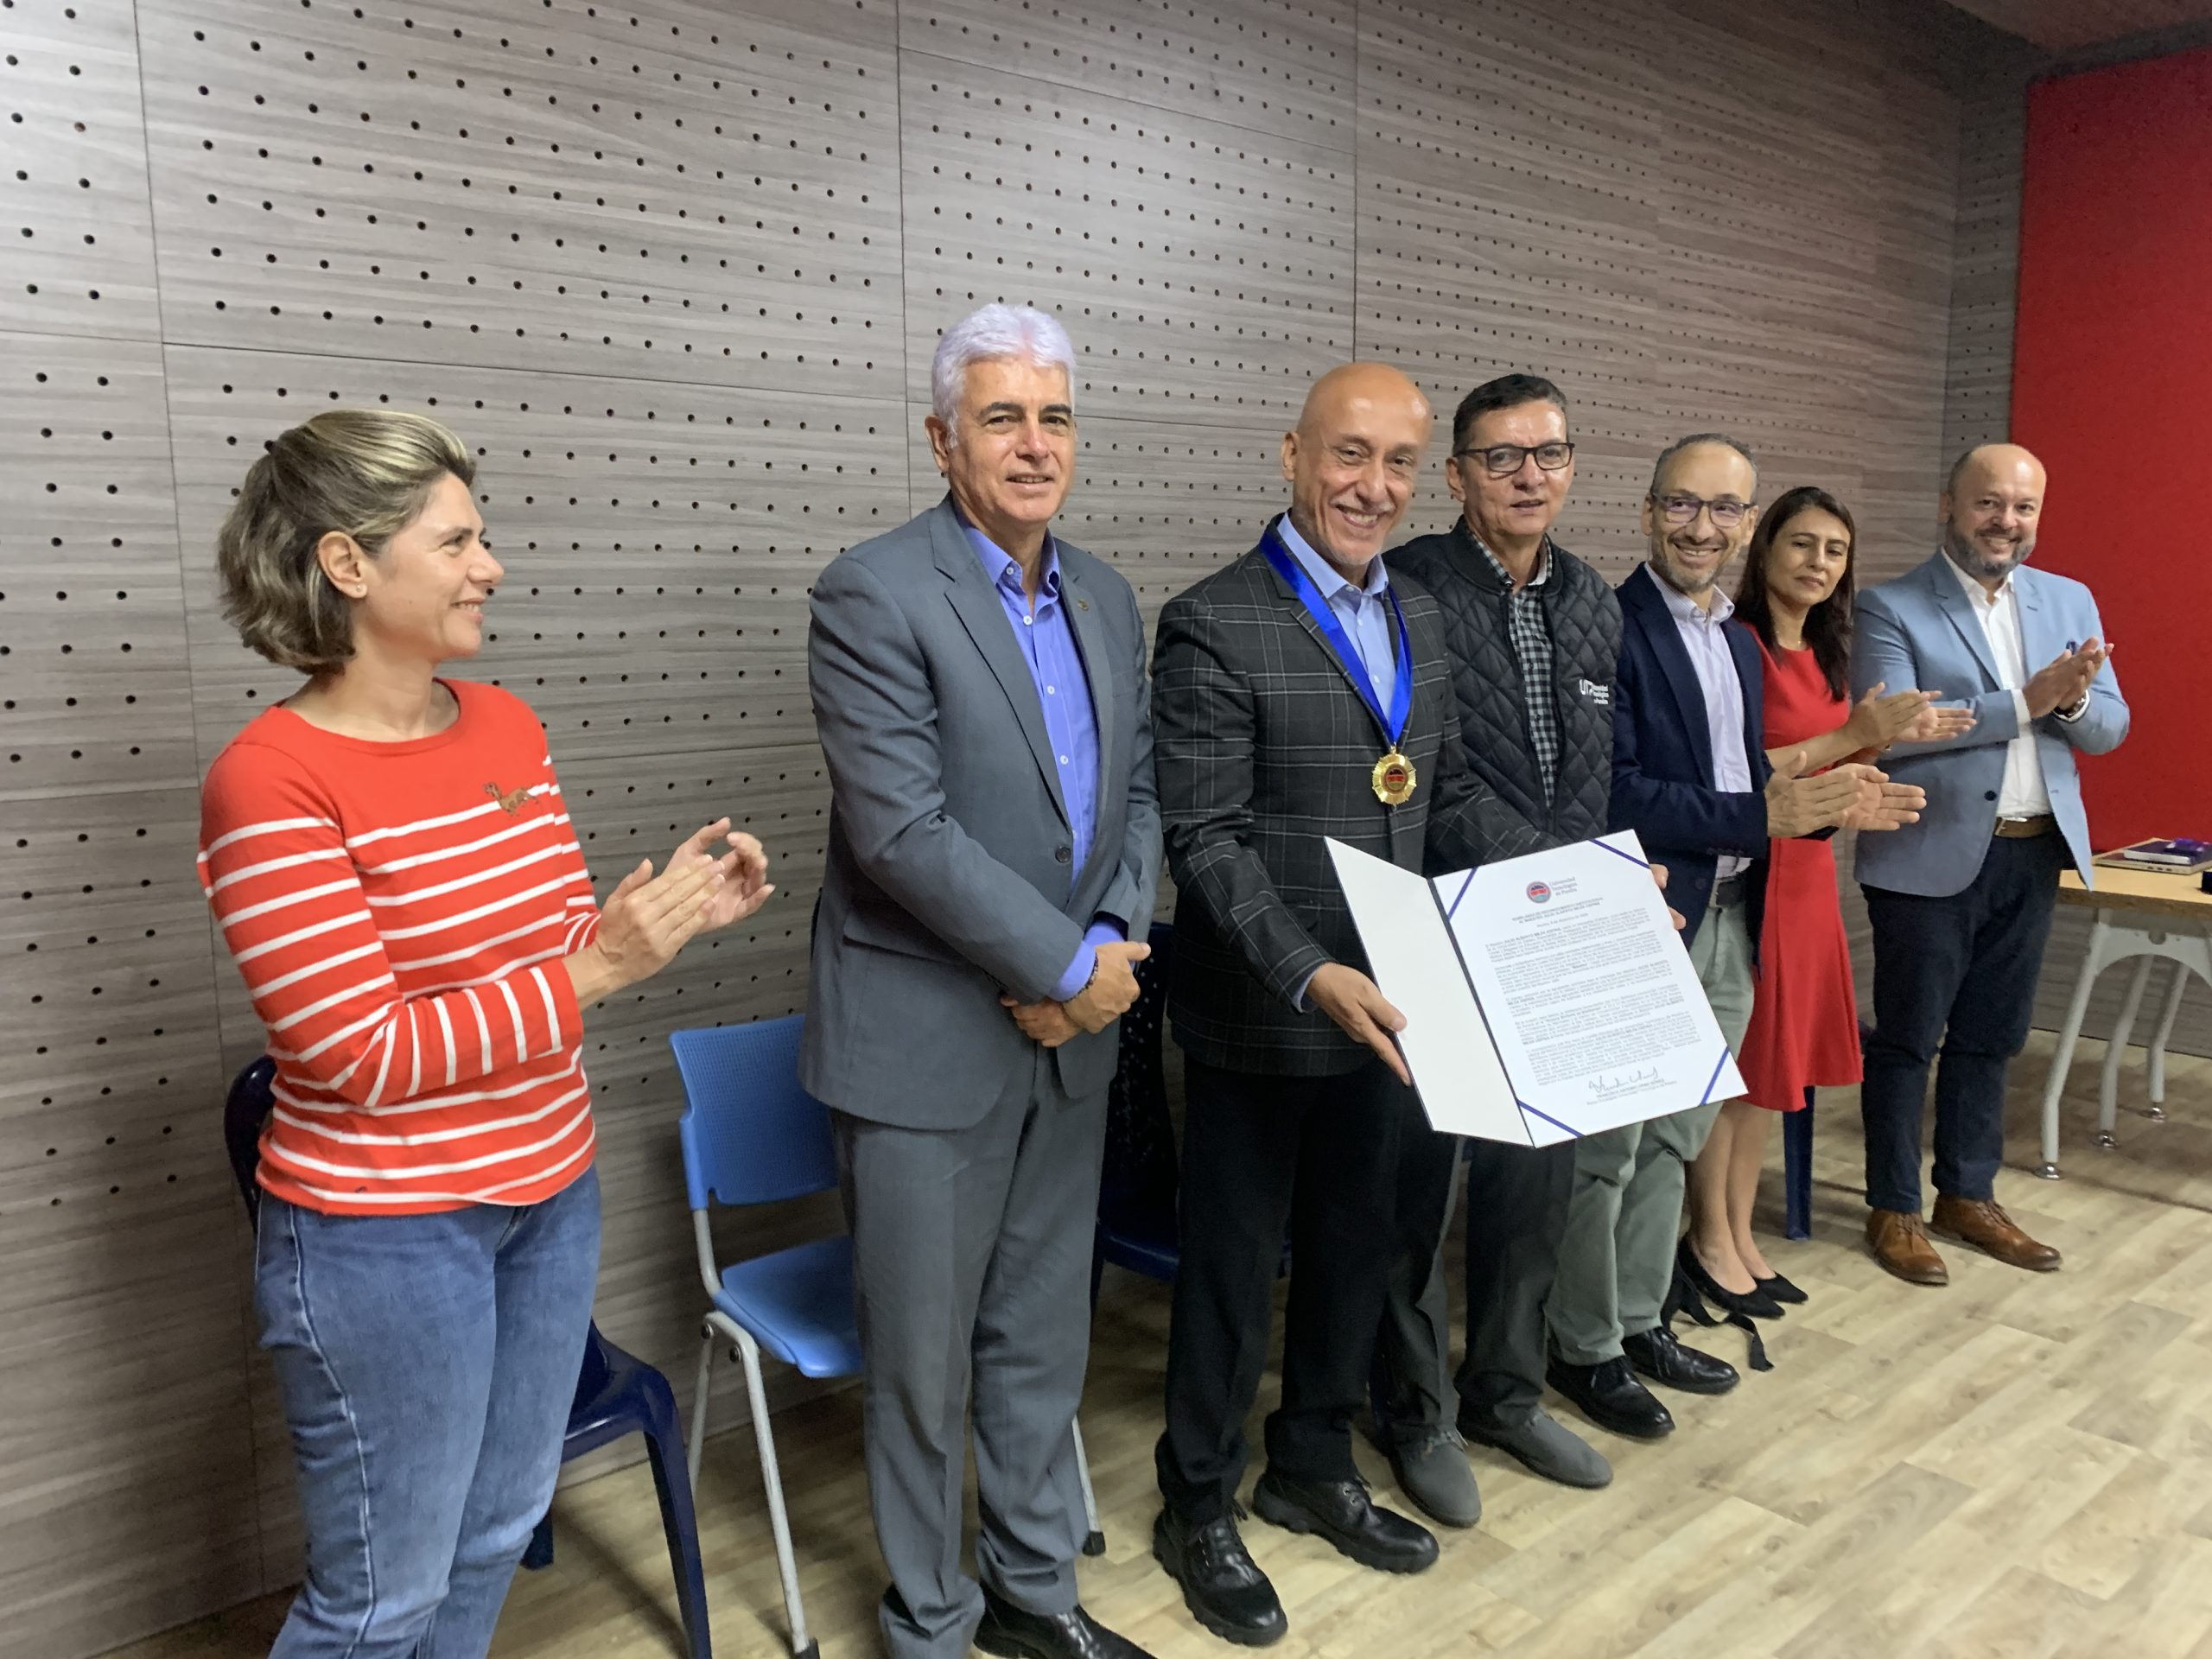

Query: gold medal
[[1372, 748, 1416, 806]]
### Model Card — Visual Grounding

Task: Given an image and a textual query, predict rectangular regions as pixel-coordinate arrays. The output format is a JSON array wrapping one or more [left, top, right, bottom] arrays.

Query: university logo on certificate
[[1326, 831, 1745, 1146]]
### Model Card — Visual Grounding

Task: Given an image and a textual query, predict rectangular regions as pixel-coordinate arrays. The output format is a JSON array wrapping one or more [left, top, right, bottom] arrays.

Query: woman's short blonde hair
[[216, 410, 477, 672]]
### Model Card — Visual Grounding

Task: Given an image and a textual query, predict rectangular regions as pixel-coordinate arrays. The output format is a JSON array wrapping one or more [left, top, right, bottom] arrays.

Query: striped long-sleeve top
[[198, 680, 602, 1215]]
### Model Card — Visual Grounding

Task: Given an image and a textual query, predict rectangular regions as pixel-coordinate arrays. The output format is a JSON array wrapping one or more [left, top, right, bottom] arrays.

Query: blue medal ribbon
[[1260, 520, 1414, 748]]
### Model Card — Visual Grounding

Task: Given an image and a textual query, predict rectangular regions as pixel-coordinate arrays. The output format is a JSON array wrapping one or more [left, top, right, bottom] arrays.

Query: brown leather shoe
[[1930, 1195, 2063, 1272], [1866, 1208, 1948, 1285]]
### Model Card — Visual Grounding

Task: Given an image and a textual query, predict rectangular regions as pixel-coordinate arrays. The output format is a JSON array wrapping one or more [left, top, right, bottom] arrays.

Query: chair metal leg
[[2037, 915, 2111, 1178], [687, 1324, 716, 1490], [2098, 953, 2156, 1147], [1783, 1090, 1814, 1241], [1071, 1420, 1105, 1557], [637, 1368, 715, 1659], [2147, 958, 2189, 1116], [735, 1326, 817, 1659]]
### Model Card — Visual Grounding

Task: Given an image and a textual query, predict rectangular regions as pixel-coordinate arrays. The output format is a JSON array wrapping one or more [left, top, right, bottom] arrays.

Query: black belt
[[1709, 874, 1747, 909]]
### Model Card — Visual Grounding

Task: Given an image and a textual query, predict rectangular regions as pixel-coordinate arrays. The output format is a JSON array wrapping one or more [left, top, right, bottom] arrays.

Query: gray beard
[[1651, 548, 1718, 598], [1943, 525, 2032, 582]]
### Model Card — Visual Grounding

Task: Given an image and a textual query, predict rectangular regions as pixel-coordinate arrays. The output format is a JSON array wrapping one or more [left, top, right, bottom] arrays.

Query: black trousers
[[1156, 1056, 1406, 1524], [1374, 1105, 1574, 1439], [1860, 831, 2066, 1214]]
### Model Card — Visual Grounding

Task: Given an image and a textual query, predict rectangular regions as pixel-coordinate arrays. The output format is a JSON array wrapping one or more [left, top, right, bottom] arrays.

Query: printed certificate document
[[1326, 830, 1745, 1146]]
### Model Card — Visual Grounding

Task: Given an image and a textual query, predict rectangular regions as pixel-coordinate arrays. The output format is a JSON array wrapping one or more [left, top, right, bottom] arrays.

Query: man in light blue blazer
[[1852, 443, 2126, 1286]]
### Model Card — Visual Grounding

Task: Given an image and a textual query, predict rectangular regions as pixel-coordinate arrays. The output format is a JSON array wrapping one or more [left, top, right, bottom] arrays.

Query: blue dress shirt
[[960, 516, 1126, 1002], [1276, 513, 1402, 710], [1274, 512, 1402, 1011]]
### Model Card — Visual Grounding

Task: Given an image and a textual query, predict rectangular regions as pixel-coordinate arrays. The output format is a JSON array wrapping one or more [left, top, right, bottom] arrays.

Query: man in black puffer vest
[[1372, 374, 1623, 1523]]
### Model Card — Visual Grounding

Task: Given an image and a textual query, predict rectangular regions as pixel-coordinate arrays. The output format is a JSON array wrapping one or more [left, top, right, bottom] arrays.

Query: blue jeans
[[254, 1167, 601, 1659]]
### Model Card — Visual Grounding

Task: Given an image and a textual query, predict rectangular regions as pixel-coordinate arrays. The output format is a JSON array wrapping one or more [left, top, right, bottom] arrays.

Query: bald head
[[1296, 363, 1431, 437], [1946, 442, 2045, 499], [1281, 362, 1433, 579], [1942, 442, 2047, 588]]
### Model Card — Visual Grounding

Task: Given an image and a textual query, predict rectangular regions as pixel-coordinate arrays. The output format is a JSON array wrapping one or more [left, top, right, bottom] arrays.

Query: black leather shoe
[[1151, 1507, 1287, 1648], [977, 1586, 1158, 1659], [1250, 1468, 1439, 1574], [1546, 1355, 1675, 1440], [1623, 1326, 1739, 1395]]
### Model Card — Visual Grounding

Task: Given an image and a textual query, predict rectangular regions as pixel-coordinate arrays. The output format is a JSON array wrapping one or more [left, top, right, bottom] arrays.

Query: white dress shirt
[[1943, 555, 2051, 818]]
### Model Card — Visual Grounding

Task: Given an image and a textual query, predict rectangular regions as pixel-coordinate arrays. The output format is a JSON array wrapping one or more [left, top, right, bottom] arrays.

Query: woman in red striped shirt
[[199, 410, 772, 1659]]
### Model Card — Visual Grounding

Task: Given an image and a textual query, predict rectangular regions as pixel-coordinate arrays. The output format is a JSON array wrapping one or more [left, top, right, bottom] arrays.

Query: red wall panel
[[2013, 46, 2212, 849]]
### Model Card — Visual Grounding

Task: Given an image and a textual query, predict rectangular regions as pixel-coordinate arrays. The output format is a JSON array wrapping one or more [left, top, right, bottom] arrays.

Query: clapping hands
[[1847, 681, 1977, 750], [664, 817, 775, 931], [2024, 637, 2113, 720], [1831, 763, 1925, 833]]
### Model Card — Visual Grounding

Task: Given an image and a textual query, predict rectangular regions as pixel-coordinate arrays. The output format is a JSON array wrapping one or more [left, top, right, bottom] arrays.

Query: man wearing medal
[[1147, 363, 1550, 1648]]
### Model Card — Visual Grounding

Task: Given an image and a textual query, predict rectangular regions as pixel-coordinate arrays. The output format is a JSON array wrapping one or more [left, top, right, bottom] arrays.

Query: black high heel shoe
[[1662, 1241, 1774, 1375], [1755, 1271, 1808, 1306], [1676, 1238, 1783, 1319]]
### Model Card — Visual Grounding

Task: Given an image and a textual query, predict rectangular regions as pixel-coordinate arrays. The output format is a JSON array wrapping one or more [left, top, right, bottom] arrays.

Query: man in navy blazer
[[1546, 434, 1892, 1442], [1853, 442, 2126, 1286]]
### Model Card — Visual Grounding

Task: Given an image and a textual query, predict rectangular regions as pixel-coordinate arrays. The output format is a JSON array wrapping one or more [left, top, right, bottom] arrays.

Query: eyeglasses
[[1652, 493, 1751, 529], [1454, 442, 1575, 478]]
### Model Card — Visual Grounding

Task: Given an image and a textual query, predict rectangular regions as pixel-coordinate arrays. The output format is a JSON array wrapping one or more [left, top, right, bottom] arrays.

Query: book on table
[[2093, 838, 2212, 874]]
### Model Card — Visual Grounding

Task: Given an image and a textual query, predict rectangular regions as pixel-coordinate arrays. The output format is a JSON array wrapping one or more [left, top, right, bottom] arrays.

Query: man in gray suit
[[803, 303, 1162, 1659]]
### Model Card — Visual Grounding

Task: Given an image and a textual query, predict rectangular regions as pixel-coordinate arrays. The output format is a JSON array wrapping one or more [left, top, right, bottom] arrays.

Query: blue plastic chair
[[222, 1059, 711, 1659], [674, 1015, 1103, 1658]]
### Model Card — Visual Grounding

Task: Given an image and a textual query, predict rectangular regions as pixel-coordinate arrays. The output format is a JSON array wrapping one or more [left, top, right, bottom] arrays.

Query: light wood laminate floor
[[119, 1031, 2212, 1659]]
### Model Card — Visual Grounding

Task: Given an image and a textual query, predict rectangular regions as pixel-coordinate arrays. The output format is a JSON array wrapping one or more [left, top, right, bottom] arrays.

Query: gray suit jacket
[[1851, 551, 2128, 899], [801, 497, 1161, 1128], [1154, 527, 1550, 1077]]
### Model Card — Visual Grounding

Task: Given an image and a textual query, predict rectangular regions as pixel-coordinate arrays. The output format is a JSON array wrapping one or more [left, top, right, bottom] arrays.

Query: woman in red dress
[[1682, 486, 1974, 1312]]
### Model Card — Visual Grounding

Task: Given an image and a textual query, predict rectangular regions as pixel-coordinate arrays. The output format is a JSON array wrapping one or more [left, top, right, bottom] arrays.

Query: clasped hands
[[1001, 939, 1153, 1048]]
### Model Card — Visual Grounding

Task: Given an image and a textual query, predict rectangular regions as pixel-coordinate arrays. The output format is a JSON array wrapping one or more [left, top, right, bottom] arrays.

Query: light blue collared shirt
[[1274, 512, 1402, 1013], [1276, 513, 1402, 712], [958, 515, 1126, 1004]]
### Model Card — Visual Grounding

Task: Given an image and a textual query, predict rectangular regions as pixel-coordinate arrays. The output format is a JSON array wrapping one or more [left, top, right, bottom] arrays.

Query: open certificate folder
[[1326, 830, 1746, 1147]]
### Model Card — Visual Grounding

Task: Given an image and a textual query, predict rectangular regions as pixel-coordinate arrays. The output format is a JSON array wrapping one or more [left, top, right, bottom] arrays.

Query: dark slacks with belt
[[1374, 1098, 1574, 1438], [1156, 1056, 1407, 1524], [1860, 825, 2067, 1214]]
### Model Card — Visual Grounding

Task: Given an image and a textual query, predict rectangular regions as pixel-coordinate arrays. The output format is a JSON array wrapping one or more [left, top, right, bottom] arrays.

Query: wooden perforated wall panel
[[3, 1, 2036, 1652]]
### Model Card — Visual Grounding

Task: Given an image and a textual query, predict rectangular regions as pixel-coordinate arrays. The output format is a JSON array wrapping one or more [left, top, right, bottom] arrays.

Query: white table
[[2037, 866, 2212, 1178]]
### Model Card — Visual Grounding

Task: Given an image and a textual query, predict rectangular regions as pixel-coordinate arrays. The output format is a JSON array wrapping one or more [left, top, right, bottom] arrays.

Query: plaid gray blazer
[[1154, 527, 1553, 1077]]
